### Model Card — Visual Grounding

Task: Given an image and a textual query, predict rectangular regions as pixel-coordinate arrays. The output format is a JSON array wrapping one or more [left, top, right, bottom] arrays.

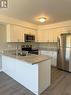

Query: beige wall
[[0, 24, 6, 43], [0, 15, 37, 30]]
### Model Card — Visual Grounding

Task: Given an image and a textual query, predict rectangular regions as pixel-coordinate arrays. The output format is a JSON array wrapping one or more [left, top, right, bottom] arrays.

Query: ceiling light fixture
[[36, 16, 48, 23], [39, 17, 46, 23]]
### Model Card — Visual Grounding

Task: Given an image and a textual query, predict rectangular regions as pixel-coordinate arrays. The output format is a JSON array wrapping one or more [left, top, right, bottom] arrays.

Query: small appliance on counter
[[57, 33, 71, 72]]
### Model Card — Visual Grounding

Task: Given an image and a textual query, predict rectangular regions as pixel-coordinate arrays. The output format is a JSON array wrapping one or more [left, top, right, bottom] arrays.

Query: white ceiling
[[0, 0, 71, 25]]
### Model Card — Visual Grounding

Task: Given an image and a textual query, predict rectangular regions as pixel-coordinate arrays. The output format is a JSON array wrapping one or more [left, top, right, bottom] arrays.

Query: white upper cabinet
[[10, 25, 23, 42], [2, 21, 71, 43], [6, 24, 37, 42], [37, 31, 45, 42], [37, 30, 57, 42], [37, 28, 71, 42], [48, 30, 54, 42], [6, 24, 23, 42]]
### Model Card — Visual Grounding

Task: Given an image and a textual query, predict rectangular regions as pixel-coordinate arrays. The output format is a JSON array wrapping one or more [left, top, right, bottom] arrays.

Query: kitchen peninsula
[[1, 53, 51, 95]]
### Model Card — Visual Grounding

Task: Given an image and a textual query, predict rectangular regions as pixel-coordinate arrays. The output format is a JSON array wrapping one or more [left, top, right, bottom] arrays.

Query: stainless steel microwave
[[24, 34, 35, 42]]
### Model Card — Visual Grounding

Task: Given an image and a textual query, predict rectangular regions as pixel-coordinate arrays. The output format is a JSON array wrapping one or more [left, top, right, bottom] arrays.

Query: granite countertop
[[0, 53, 50, 64]]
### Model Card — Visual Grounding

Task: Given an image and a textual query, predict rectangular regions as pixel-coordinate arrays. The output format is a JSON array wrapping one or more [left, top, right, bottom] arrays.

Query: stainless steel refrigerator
[[57, 33, 71, 72]]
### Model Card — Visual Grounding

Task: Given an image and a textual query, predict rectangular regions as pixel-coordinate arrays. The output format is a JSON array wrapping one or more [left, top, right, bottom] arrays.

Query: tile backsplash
[[0, 42, 58, 53]]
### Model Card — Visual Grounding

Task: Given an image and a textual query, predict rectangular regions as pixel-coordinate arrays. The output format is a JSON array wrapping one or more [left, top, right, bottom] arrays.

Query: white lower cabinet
[[2, 56, 38, 95], [15, 61, 39, 95], [2, 56, 16, 78], [40, 50, 57, 67], [2, 55, 51, 95]]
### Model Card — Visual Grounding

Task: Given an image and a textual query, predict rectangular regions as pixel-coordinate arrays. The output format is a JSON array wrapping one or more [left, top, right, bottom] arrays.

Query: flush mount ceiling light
[[39, 17, 46, 23], [36, 16, 48, 23]]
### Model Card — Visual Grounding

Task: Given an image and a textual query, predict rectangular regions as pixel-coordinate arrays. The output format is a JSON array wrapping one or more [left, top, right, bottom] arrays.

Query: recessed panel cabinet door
[[48, 31, 54, 42], [37, 30, 49, 42], [42, 30, 49, 42], [37, 30, 54, 42], [37, 31, 44, 42], [11, 26, 23, 42], [7, 25, 23, 42]]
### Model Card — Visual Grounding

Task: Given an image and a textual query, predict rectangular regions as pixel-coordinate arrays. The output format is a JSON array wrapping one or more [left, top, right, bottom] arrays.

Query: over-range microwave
[[24, 34, 35, 42]]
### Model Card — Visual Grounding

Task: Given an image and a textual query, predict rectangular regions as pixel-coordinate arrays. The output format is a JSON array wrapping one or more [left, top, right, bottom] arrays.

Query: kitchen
[[0, 0, 71, 95]]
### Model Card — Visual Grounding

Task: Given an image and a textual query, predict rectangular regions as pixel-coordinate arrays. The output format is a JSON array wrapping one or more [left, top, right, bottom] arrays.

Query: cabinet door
[[40, 30, 54, 42], [37, 31, 47, 42], [40, 50, 57, 67], [48, 31, 55, 42], [37, 31, 43, 42], [42, 30, 50, 42], [13, 26, 23, 42], [8, 25, 23, 42], [37, 30, 54, 42]]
